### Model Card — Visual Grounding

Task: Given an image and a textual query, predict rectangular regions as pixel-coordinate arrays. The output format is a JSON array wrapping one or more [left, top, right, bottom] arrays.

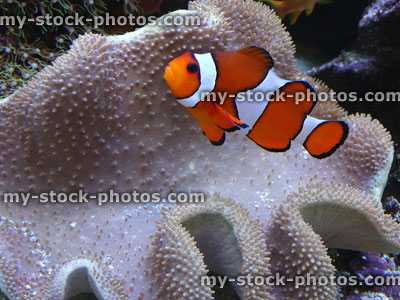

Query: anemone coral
[[0, 0, 398, 299], [150, 196, 274, 299]]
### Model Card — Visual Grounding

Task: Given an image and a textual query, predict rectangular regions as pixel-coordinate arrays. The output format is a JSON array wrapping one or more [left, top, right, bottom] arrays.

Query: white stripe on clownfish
[[177, 53, 217, 108], [293, 115, 325, 145], [235, 68, 290, 134]]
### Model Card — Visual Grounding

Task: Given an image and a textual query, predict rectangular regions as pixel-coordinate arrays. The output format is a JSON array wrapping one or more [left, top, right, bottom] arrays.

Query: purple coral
[[345, 253, 400, 299]]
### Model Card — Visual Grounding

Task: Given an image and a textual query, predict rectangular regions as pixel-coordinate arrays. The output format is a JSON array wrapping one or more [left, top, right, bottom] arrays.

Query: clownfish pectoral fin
[[247, 80, 316, 152], [303, 121, 349, 159], [213, 105, 248, 132], [219, 95, 239, 119], [200, 121, 226, 146], [207, 103, 248, 132]]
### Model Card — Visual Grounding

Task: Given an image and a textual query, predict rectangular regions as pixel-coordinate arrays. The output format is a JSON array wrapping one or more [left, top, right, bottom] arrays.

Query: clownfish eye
[[186, 63, 199, 73]]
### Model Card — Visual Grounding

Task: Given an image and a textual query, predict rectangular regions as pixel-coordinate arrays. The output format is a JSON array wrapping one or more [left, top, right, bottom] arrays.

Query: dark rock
[[308, 51, 399, 93], [358, 0, 400, 60], [382, 196, 400, 222]]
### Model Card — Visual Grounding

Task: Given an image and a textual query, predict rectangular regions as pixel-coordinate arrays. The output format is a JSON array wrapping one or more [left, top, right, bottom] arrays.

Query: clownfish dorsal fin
[[213, 46, 274, 95], [237, 46, 275, 66]]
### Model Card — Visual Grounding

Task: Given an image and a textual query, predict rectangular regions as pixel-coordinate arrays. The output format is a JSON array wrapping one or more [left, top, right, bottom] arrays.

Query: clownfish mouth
[[164, 65, 175, 88]]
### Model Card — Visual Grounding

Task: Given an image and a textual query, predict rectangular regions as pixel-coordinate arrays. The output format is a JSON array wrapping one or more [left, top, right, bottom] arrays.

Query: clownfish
[[164, 46, 348, 159], [265, 0, 333, 24]]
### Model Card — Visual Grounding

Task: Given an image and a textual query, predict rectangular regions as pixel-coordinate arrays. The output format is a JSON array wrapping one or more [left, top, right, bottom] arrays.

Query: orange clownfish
[[164, 46, 348, 159], [265, 0, 333, 24]]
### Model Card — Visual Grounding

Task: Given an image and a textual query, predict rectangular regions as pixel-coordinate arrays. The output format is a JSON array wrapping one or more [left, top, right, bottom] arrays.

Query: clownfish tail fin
[[303, 121, 349, 159]]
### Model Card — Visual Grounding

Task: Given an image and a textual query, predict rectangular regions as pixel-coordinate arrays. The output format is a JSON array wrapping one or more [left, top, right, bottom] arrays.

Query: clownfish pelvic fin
[[208, 103, 248, 132], [194, 101, 248, 132], [186, 101, 248, 146], [199, 120, 226, 146]]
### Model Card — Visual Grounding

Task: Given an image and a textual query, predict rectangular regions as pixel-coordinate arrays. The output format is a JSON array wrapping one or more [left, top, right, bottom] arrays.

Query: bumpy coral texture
[[0, 0, 397, 299], [268, 183, 400, 300], [150, 196, 274, 299]]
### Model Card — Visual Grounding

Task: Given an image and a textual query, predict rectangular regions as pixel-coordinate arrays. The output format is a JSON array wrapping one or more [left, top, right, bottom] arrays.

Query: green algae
[[0, 0, 143, 98]]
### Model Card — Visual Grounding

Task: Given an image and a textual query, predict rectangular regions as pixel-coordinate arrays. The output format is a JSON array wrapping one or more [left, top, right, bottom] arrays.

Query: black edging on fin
[[246, 46, 275, 69], [304, 121, 349, 159], [210, 132, 226, 146], [246, 134, 292, 153], [216, 122, 249, 132]]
